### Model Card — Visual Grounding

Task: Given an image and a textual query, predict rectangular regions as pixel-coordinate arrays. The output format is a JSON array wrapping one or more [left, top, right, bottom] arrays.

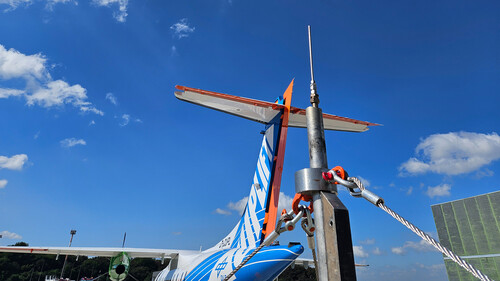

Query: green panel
[[488, 192, 500, 235], [468, 258, 484, 279], [442, 203, 466, 255], [433, 192, 500, 281], [476, 196, 500, 253], [432, 205, 453, 251], [452, 201, 478, 256], [456, 260, 474, 281], [463, 198, 490, 254], [478, 257, 499, 280], [494, 256, 500, 280], [445, 259, 462, 281]]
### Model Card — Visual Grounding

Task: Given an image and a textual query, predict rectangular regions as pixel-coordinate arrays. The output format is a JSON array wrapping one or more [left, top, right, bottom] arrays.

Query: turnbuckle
[[300, 208, 316, 251]]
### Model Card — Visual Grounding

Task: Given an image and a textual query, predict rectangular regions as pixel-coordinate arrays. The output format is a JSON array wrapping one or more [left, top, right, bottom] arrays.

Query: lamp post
[[60, 229, 76, 280]]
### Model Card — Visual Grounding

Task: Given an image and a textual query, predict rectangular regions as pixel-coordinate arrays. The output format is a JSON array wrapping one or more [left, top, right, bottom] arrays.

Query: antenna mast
[[295, 26, 357, 281], [308, 26, 319, 107]]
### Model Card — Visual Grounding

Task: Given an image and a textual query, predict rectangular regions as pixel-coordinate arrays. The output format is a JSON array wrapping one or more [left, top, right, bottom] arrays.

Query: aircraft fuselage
[[155, 244, 304, 281]]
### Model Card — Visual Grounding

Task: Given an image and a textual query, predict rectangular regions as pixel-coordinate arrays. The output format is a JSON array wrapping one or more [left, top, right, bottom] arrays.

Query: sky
[[0, 0, 499, 280]]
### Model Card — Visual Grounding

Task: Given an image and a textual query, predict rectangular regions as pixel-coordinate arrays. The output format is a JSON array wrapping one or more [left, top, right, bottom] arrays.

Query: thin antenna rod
[[122, 232, 127, 248], [308, 25, 315, 83], [308, 25, 319, 107]]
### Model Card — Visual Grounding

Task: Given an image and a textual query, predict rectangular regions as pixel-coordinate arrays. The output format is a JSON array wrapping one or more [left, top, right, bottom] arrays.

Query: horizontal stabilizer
[[175, 86, 378, 132]]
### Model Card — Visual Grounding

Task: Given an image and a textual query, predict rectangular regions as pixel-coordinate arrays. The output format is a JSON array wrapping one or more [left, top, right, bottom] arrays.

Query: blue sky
[[0, 0, 499, 280]]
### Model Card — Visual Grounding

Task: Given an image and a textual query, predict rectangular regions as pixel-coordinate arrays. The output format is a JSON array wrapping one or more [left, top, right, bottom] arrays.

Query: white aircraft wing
[[0, 246, 198, 259], [175, 85, 379, 133]]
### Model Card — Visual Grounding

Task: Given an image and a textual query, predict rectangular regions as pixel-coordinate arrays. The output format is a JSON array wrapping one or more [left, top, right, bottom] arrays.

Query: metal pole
[[60, 229, 76, 279], [308, 26, 319, 107], [304, 26, 357, 281]]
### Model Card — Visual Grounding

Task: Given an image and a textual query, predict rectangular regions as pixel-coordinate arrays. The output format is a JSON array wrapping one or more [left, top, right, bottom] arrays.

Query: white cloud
[[0, 0, 31, 10], [220, 192, 293, 216], [105, 92, 117, 105], [93, 0, 128, 22], [391, 247, 405, 255], [359, 238, 375, 245], [353, 246, 369, 258], [1, 0, 125, 22], [416, 263, 445, 271], [392, 239, 438, 255], [0, 179, 7, 188], [0, 230, 22, 239], [356, 176, 371, 188], [120, 114, 130, 126], [118, 114, 141, 126], [0, 44, 102, 115], [45, 0, 76, 10], [426, 184, 451, 198], [0, 88, 24, 98], [406, 186, 413, 196], [170, 18, 195, 39], [400, 132, 500, 176], [372, 247, 383, 255], [228, 196, 248, 215], [475, 168, 494, 178], [60, 138, 86, 148], [277, 192, 294, 213], [171, 45, 178, 56], [89, 120, 95, 126], [357, 262, 447, 281], [0, 44, 47, 80], [0, 154, 28, 170], [27, 80, 103, 115], [214, 208, 231, 216]]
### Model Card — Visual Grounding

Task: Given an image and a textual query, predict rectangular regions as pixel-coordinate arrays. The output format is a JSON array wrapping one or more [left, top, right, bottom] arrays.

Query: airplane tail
[[174, 80, 377, 250]]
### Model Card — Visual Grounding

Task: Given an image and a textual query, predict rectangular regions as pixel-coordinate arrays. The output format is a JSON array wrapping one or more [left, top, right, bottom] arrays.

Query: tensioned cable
[[348, 177, 493, 281]]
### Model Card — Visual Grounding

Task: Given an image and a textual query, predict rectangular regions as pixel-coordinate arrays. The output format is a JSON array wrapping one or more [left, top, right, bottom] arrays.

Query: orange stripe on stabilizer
[[175, 85, 286, 110], [264, 79, 294, 239]]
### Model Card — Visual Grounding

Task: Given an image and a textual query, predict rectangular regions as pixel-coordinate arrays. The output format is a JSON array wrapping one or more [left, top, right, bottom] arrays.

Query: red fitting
[[330, 166, 348, 185], [322, 171, 333, 182]]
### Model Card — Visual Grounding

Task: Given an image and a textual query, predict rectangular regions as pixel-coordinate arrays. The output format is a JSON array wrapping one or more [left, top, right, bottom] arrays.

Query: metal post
[[60, 229, 76, 279], [304, 26, 357, 281]]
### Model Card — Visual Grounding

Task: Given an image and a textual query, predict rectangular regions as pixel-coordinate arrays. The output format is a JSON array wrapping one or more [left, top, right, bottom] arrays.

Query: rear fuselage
[[155, 244, 303, 281]]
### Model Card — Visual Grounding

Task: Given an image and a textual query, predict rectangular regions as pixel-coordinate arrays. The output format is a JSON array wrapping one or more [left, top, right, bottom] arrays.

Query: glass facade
[[432, 191, 500, 281]]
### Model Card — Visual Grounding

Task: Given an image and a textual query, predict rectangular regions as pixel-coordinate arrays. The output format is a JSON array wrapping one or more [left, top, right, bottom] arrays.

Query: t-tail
[[174, 81, 378, 251]]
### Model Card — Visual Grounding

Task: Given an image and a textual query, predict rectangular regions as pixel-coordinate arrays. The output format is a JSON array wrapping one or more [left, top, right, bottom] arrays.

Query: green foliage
[[278, 266, 317, 281]]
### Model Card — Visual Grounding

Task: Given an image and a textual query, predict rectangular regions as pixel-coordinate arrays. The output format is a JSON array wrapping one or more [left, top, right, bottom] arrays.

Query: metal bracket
[[295, 168, 337, 194]]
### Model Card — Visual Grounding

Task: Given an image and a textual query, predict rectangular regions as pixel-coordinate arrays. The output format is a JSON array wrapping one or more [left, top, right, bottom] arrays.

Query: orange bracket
[[292, 193, 314, 216]]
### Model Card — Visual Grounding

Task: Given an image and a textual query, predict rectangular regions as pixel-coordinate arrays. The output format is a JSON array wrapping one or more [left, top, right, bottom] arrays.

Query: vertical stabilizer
[[208, 80, 293, 250]]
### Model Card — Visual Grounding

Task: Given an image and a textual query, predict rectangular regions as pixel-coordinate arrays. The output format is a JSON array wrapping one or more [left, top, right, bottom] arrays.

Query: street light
[[60, 229, 77, 279]]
